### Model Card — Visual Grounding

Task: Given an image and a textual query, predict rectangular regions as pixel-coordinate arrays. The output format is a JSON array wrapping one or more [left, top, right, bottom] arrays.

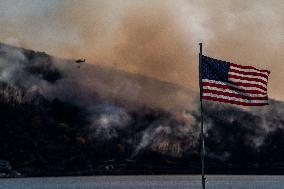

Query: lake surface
[[0, 175, 283, 189]]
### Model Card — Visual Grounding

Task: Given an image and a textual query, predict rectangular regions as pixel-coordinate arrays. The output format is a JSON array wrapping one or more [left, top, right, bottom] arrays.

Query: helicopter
[[75, 59, 85, 63], [74, 59, 86, 68]]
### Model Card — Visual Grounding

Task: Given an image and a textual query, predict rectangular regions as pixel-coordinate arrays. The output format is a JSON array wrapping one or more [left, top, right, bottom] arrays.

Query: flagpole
[[199, 43, 206, 189]]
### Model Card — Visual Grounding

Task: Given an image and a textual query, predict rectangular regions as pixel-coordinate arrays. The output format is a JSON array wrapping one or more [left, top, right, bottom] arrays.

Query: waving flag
[[201, 55, 270, 106]]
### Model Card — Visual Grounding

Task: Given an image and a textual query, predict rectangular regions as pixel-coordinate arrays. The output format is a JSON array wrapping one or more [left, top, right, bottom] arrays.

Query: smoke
[[0, 0, 282, 100], [133, 110, 198, 157], [87, 102, 132, 141], [0, 43, 60, 100]]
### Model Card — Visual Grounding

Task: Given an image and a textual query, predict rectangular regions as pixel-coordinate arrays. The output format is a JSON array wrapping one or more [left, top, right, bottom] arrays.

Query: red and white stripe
[[202, 63, 270, 106]]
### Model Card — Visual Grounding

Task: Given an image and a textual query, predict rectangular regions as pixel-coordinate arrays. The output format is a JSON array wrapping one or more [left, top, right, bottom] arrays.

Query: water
[[0, 175, 283, 189]]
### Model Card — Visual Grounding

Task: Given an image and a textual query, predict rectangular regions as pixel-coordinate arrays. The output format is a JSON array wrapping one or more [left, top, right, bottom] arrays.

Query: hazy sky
[[0, 0, 283, 100]]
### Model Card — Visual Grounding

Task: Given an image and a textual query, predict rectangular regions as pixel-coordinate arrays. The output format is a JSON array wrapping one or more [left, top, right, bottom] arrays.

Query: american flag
[[200, 55, 270, 106]]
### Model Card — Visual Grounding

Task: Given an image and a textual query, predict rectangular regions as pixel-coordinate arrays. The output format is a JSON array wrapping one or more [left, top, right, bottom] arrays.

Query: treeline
[[0, 81, 194, 176], [1, 81, 284, 176], [0, 81, 86, 176]]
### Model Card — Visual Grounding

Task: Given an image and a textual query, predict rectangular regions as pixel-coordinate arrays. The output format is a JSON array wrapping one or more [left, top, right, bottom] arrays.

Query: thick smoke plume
[[0, 0, 283, 100]]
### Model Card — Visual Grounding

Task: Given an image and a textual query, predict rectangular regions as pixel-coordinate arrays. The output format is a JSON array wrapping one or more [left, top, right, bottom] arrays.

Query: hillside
[[0, 43, 284, 176]]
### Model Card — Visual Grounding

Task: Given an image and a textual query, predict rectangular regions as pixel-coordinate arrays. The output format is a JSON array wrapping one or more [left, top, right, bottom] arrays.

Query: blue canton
[[201, 55, 230, 82]]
